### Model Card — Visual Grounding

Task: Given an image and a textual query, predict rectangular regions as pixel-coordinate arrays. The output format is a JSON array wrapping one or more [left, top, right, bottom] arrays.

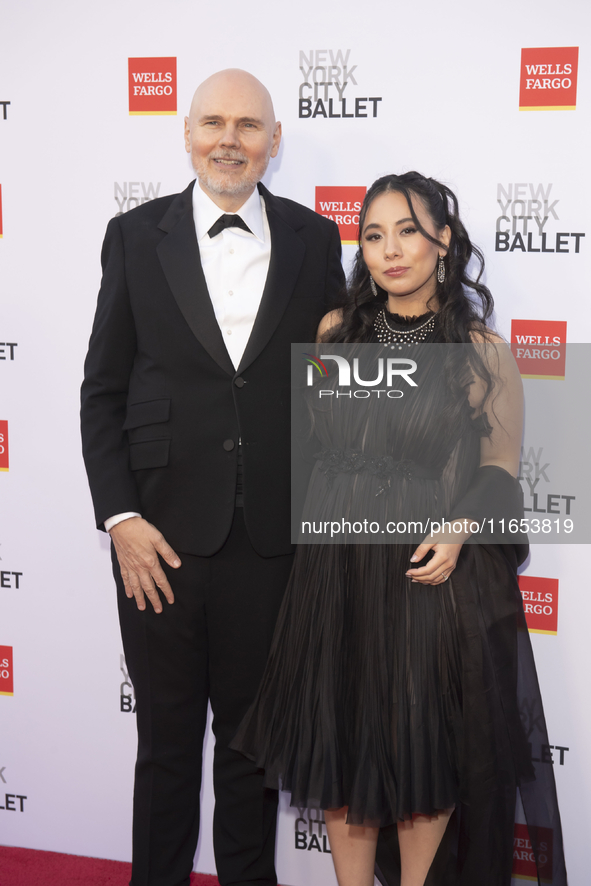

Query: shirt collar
[[192, 181, 265, 243]]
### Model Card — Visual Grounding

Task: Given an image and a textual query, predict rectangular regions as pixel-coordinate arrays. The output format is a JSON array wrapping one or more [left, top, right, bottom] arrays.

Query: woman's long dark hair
[[325, 171, 495, 345]]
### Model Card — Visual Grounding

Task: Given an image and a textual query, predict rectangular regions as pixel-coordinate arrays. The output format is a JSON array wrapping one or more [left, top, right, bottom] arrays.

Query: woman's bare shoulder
[[316, 309, 344, 341], [469, 324, 505, 344], [467, 324, 522, 392]]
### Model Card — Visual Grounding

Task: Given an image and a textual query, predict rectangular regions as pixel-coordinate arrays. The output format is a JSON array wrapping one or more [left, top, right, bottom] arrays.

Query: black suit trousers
[[114, 510, 294, 886]]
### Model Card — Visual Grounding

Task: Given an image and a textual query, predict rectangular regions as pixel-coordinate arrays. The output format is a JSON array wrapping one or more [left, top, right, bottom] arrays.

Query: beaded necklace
[[374, 308, 437, 349]]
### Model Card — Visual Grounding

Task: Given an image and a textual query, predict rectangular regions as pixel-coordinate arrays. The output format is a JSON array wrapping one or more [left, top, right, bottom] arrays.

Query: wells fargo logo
[[513, 823, 553, 882], [315, 186, 367, 244], [511, 319, 566, 380], [0, 421, 8, 472], [128, 57, 177, 116], [518, 576, 559, 635], [519, 47, 579, 111], [0, 646, 13, 696]]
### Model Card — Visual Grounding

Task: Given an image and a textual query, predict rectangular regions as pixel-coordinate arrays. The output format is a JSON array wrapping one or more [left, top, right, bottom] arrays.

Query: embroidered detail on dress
[[314, 450, 438, 494]]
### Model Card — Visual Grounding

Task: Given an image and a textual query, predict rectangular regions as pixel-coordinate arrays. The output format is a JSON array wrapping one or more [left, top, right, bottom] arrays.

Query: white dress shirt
[[192, 183, 271, 369], [105, 182, 271, 533]]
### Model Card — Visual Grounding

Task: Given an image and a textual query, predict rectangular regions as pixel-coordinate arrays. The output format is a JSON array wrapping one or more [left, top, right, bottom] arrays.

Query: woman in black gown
[[231, 173, 566, 886]]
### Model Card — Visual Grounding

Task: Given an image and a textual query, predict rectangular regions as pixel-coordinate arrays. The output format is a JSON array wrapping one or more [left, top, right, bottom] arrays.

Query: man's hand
[[109, 517, 181, 613]]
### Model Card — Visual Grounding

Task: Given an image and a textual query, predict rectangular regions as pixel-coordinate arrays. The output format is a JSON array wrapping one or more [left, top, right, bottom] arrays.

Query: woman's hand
[[405, 541, 463, 585], [406, 516, 474, 585], [405, 517, 474, 585]]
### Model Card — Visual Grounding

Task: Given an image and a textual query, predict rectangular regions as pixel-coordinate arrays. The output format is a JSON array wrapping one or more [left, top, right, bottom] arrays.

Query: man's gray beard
[[194, 152, 272, 199], [197, 168, 262, 197]]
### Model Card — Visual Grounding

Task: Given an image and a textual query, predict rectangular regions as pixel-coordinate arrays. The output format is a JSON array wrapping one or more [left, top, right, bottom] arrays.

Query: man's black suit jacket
[[81, 180, 345, 557]]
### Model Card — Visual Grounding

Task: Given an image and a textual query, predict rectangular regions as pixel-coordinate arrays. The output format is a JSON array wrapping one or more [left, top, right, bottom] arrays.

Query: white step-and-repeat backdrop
[[1, 0, 589, 883]]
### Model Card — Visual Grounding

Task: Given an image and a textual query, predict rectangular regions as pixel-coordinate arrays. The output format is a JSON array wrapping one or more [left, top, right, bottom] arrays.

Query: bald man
[[81, 70, 344, 886]]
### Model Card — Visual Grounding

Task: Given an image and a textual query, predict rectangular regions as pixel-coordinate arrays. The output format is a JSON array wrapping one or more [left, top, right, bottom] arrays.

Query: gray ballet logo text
[[495, 183, 585, 254], [0, 542, 24, 593], [0, 342, 17, 361], [294, 807, 331, 853], [298, 49, 382, 120], [518, 446, 575, 519], [0, 767, 27, 814], [114, 182, 161, 216], [120, 655, 136, 713]]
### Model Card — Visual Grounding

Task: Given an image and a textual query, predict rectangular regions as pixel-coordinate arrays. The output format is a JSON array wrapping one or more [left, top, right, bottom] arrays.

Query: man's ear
[[270, 121, 282, 159], [184, 116, 191, 153]]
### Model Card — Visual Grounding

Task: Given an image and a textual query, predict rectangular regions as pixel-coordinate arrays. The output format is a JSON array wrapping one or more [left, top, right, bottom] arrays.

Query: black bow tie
[[207, 214, 252, 239]]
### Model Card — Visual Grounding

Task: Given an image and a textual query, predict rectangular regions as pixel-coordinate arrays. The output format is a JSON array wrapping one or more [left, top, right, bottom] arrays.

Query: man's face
[[184, 72, 281, 208]]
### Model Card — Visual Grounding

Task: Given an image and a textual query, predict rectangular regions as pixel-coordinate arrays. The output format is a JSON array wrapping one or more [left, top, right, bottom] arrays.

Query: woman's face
[[361, 190, 450, 310]]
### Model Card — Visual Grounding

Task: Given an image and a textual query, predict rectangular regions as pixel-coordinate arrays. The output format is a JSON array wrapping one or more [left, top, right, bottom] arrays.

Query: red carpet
[[0, 846, 220, 886]]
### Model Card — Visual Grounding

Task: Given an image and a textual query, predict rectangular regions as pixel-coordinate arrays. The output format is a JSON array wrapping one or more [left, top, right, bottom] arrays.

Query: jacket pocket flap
[[123, 398, 171, 430], [129, 439, 170, 471]]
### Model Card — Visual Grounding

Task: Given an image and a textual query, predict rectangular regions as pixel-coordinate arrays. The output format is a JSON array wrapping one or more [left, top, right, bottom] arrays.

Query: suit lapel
[[157, 181, 235, 376], [237, 184, 306, 374]]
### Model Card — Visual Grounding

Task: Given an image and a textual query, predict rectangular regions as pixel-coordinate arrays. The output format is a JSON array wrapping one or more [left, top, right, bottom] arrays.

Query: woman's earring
[[437, 255, 445, 283], [369, 275, 378, 297]]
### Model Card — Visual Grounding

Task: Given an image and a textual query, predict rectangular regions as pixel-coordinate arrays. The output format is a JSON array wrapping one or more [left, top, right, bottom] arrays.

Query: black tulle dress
[[231, 312, 567, 885]]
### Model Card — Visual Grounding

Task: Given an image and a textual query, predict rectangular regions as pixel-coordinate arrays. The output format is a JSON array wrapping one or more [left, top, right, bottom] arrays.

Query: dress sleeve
[[476, 340, 524, 478], [449, 342, 528, 550]]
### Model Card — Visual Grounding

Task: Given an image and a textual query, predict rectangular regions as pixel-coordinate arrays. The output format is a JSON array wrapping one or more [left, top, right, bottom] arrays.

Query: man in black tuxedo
[[81, 69, 344, 886]]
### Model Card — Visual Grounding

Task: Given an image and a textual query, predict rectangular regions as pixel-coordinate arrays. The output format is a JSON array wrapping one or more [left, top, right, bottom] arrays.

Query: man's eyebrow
[[198, 114, 264, 125]]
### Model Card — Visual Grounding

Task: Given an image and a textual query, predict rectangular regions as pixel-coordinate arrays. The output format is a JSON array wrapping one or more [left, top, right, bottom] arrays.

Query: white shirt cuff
[[105, 512, 142, 532]]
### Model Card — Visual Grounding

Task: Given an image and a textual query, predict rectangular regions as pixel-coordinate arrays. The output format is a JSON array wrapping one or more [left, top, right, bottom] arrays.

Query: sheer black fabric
[[231, 313, 566, 885]]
